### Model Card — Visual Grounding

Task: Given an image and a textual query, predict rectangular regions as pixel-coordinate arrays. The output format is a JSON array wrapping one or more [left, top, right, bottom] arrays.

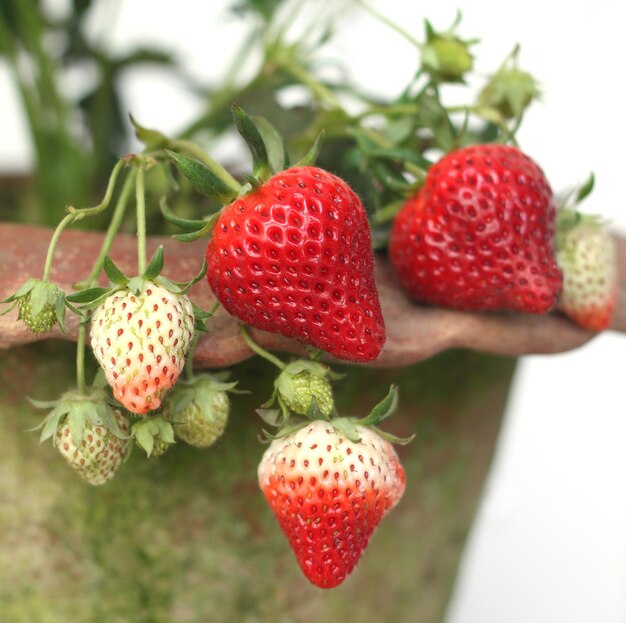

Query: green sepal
[[154, 258, 206, 295], [329, 417, 362, 444], [129, 114, 169, 150], [65, 287, 114, 305], [231, 104, 270, 181], [171, 212, 220, 242], [359, 384, 399, 427], [166, 150, 239, 204], [55, 293, 67, 333], [127, 276, 146, 295], [2, 278, 37, 303], [132, 416, 175, 457], [143, 245, 164, 280], [159, 196, 207, 231], [295, 130, 325, 167], [253, 115, 288, 173], [27, 397, 59, 409], [103, 255, 129, 286], [256, 408, 283, 427], [371, 426, 416, 446], [576, 172, 595, 204], [0, 300, 17, 317]]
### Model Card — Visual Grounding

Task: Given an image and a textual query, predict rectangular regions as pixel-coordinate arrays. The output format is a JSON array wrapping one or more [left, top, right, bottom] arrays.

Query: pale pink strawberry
[[90, 281, 194, 414], [258, 420, 406, 588], [556, 210, 617, 331]]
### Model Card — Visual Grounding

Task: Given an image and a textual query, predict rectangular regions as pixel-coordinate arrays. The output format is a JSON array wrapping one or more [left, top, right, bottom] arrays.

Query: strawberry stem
[[76, 315, 88, 394], [136, 166, 147, 275], [42, 158, 126, 282], [239, 325, 285, 370], [78, 169, 136, 289], [357, 0, 421, 48]]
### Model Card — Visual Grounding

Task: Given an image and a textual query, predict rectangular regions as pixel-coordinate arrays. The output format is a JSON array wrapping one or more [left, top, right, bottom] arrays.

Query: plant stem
[[358, 0, 421, 48], [135, 167, 147, 275], [42, 159, 127, 283], [169, 139, 242, 192], [81, 169, 137, 288], [76, 317, 87, 394], [279, 59, 342, 109], [42, 213, 76, 281], [239, 325, 285, 370]]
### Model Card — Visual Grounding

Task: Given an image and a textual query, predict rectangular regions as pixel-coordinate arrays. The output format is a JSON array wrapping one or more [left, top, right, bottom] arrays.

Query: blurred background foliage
[[0, 0, 529, 235]]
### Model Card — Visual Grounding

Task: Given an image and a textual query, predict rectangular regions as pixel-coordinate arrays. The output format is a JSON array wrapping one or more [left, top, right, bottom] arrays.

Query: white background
[[1, 1, 625, 621]]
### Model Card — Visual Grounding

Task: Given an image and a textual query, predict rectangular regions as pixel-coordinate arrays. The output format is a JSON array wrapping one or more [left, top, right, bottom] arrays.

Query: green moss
[[0, 342, 516, 623]]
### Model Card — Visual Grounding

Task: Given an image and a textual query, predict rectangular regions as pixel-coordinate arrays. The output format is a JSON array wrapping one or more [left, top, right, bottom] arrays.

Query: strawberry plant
[[0, 0, 620, 608]]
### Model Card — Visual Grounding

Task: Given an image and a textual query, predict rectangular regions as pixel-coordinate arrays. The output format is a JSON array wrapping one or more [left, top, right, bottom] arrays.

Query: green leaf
[[143, 245, 164, 280], [231, 104, 270, 181], [103, 256, 129, 286], [295, 130, 325, 167], [159, 197, 207, 231], [253, 115, 287, 173], [166, 150, 239, 204]]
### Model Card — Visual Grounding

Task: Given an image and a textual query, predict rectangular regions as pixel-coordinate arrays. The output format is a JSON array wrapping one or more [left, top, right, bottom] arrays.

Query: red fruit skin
[[258, 422, 406, 589], [389, 144, 563, 313], [206, 166, 385, 362]]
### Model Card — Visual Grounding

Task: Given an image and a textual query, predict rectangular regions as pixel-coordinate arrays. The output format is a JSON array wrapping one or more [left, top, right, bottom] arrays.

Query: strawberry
[[274, 361, 335, 418], [166, 374, 236, 448], [205, 166, 385, 362], [2, 278, 66, 334], [258, 419, 406, 589], [556, 209, 617, 331], [35, 387, 131, 486], [55, 408, 130, 485], [389, 144, 563, 313], [90, 280, 195, 415]]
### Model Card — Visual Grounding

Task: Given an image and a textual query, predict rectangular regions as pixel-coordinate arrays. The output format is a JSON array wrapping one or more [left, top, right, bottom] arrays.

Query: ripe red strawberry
[[90, 281, 195, 415], [556, 209, 617, 331], [206, 166, 385, 362], [258, 419, 406, 588], [390, 144, 563, 313]]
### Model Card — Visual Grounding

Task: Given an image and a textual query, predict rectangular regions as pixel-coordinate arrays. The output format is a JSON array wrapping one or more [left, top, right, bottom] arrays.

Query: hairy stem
[[81, 170, 137, 288], [76, 318, 88, 395], [135, 167, 147, 275], [239, 325, 285, 370]]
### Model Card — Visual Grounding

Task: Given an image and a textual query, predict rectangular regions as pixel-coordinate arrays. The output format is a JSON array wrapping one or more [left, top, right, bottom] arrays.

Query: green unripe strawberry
[[422, 37, 473, 82], [166, 375, 236, 448], [420, 17, 475, 83], [3, 278, 66, 334], [275, 361, 335, 418], [477, 46, 540, 120], [132, 416, 175, 458]]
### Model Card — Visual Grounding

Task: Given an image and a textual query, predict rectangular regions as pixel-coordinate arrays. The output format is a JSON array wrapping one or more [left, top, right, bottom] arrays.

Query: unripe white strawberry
[[90, 281, 194, 414], [55, 409, 131, 485], [556, 210, 617, 332]]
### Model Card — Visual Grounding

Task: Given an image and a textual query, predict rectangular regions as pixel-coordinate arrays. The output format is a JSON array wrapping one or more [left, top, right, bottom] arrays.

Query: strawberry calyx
[[1, 278, 67, 334], [30, 386, 130, 446], [420, 13, 476, 84], [132, 415, 175, 458], [476, 44, 541, 122], [239, 325, 342, 424], [164, 105, 325, 242], [260, 383, 413, 446]]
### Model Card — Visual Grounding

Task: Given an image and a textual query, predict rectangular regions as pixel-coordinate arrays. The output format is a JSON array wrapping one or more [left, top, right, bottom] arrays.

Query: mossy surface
[[0, 341, 516, 623]]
